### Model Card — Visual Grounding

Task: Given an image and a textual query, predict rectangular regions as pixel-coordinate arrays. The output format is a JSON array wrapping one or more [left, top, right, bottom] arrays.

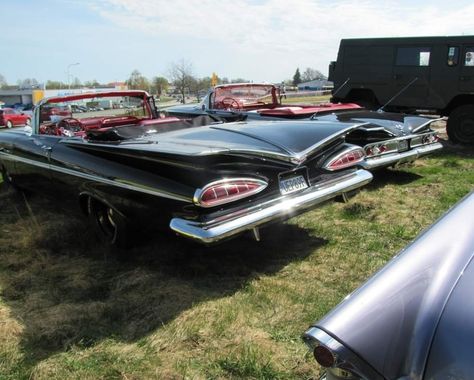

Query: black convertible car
[[167, 84, 443, 171], [0, 91, 372, 247]]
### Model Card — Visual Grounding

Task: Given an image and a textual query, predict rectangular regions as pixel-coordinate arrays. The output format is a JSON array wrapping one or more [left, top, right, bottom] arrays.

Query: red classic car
[[0, 108, 31, 128]]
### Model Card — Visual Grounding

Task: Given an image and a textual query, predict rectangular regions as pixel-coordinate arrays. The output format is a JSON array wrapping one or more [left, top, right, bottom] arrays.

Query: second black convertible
[[0, 91, 373, 246]]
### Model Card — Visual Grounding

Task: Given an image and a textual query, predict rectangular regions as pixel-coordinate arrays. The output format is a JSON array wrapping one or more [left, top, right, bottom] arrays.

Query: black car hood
[[65, 120, 364, 164], [314, 110, 437, 137]]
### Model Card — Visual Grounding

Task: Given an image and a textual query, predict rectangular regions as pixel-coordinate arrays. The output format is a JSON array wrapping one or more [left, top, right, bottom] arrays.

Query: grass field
[[0, 128, 473, 379], [283, 94, 331, 104]]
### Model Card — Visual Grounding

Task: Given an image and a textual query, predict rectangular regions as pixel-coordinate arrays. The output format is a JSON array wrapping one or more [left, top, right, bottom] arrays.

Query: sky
[[1, 0, 473, 85]]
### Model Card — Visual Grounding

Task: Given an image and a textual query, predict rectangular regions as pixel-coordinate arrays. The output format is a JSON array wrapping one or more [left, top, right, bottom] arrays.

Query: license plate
[[398, 139, 409, 152], [279, 175, 308, 195]]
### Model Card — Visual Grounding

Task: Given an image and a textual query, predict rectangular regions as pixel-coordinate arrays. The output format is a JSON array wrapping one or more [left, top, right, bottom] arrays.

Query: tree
[[126, 70, 150, 91], [292, 68, 302, 86], [84, 79, 100, 88], [151, 76, 169, 97], [17, 78, 39, 89], [169, 60, 195, 104], [301, 67, 327, 82], [71, 77, 82, 89], [230, 78, 249, 84], [0, 74, 7, 89], [189, 77, 212, 102], [46, 80, 66, 89]]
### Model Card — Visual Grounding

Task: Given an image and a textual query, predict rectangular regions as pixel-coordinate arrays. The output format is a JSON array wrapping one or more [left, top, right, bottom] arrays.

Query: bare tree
[[71, 77, 82, 89], [301, 67, 327, 82], [17, 78, 39, 89], [84, 79, 100, 88], [169, 60, 195, 104]]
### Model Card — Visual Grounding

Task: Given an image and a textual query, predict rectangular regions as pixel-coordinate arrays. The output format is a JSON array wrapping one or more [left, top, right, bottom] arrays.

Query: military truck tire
[[447, 105, 474, 144]]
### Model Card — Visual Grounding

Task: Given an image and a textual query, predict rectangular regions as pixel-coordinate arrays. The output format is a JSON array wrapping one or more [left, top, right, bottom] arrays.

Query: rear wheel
[[6, 120, 13, 129], [87, 197, 128, 249], [447, 105, 474, 144], [0, 166, 17, 192]]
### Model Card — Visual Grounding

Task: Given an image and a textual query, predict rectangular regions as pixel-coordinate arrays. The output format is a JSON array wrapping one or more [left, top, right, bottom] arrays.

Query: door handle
[[41, 146, 52, 160]]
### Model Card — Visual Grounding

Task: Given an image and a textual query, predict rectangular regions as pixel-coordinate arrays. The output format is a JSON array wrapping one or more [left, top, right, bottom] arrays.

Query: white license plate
[[398, 139, 409, 152], [279, 175, 308, 195]]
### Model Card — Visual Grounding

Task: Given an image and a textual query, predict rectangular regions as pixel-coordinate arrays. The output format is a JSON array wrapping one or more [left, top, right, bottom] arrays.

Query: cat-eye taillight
[[194, 178, 268, 207]]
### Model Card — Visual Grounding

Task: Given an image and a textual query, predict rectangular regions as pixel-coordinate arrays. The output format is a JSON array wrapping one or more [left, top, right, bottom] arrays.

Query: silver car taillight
[[194, 178, 268, 208]]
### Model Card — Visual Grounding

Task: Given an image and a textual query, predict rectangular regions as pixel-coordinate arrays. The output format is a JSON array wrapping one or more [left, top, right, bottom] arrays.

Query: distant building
[[0, 83, 129, 106], [0, 89, 36, 107], [297, 80, 333, 91]]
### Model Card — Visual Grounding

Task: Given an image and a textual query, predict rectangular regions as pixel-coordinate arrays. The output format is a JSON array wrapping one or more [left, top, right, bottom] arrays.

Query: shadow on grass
[[366, 168, 422, 190], [438, 138, 474, 157], [0, 185, 326, 364]]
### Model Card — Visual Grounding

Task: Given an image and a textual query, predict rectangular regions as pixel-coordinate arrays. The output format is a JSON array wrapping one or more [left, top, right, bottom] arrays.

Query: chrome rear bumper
[[361, 142, 442, 170], [170, 169, 373, 244]]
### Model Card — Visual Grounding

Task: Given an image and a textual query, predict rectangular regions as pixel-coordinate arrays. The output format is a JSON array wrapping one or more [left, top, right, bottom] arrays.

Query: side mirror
[[24, 125, 33, 136]]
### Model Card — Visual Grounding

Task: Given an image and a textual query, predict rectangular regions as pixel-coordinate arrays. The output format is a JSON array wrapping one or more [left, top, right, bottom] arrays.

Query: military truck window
[[447, 46, 459, 66], [465, 48, 474, 66], [396, 47, 431, 66]]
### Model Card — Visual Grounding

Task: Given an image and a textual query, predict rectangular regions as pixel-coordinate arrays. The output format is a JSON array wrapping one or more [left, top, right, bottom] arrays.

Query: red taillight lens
[[422, 134, 439, 144], [324, 147, 365, 171], [314, 345, 336, 368], [195, 178, 268, 207]]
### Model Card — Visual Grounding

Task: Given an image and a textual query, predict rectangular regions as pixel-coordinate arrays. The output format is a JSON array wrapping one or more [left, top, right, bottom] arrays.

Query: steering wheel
[[58, 117, 83, 134], [220, 97, 241, 110]]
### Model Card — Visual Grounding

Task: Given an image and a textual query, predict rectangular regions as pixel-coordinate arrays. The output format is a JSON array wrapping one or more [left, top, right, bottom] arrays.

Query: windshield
[[212, 85, 278, 108], [38, 94, 152, 136]]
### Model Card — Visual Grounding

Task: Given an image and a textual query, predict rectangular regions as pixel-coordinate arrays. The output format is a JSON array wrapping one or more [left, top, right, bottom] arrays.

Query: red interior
[[39, 116, 182, 137], [211, 84, 361, 115], [257, 102, 362, 116]]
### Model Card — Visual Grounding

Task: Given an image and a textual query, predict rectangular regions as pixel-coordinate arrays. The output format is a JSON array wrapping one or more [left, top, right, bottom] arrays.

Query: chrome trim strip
[[412, 117, 444, 133], [0, 151, 190, 202], [302, 327, 383, 379], [170, 169, 373, 243], [360, 142, 443, 170]]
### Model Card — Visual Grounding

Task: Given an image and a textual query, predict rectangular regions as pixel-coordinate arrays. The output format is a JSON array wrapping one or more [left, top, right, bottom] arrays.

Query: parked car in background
[[166, 83, 361, 122], [303, 191, 474, 380], [167, 83, 442, 170], [0, 108, 31, 128], [311, 110, 443, 170], [0, 90, 373, 248]]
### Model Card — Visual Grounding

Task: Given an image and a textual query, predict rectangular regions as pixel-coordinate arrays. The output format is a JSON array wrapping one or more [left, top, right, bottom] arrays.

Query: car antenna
[[311, 77, 350, 120], [377, 77, 418, 112], [331, 77, 351, 99]]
